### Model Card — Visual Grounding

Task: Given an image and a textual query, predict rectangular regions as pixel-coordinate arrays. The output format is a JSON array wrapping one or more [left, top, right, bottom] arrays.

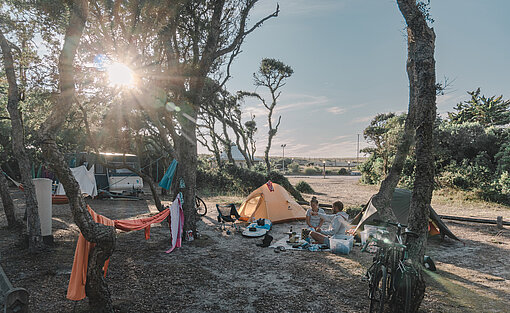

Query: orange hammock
[[67, 206, 171, 301]]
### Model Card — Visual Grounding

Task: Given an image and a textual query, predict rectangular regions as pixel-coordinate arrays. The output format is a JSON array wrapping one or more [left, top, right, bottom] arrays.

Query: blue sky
[[200, 0, 510, 159]]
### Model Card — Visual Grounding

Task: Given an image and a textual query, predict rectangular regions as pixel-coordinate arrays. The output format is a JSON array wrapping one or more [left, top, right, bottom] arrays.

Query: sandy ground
[[0, 176, 509, 312]]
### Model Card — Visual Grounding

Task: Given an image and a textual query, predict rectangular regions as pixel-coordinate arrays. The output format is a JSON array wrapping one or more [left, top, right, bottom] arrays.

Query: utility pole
[[357, 134, 360, 166], [281, 144, 286, 174]]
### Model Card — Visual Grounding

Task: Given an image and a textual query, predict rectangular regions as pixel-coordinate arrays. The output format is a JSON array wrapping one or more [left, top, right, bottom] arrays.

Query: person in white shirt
[[305, 196, 325, 231], [309, 200, 350, 247]]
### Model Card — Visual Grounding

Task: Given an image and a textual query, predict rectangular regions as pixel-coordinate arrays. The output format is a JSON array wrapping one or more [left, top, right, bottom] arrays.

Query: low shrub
[[338, 168, 348, 175], [295, 181, 315, 194], [196, 164, 304, 201], [304, 167, 317, 175], [345, 205, 364, 219], [287, 162, 300, 174]]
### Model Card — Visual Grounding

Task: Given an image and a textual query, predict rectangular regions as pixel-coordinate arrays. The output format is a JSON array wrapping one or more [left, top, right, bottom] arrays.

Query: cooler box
[[330, 235, 354, 255]]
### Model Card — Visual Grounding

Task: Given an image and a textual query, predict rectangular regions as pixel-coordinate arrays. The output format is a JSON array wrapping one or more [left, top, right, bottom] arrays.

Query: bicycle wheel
[[195, 196, 207, 216], [392, 266, 413, 313], [369, 264, 387, 313]]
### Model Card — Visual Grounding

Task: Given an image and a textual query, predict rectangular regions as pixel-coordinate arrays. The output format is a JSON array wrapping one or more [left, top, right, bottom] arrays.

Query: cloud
[[241, 93, 330, 118], [349, 102, 369, 109], [326, 107, 346, 115], [275, 94, 330, 112], [351, 115, 374, 124], [436, 93, 463, 109], [242, 105, 267, 119], [332, 135, 350, 141]]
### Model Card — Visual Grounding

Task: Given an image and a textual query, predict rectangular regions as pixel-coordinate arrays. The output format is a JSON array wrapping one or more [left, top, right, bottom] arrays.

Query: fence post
[[497, 216, 503, 229]]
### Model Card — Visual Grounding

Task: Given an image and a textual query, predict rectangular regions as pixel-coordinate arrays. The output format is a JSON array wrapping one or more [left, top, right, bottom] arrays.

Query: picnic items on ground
[[242, 218, 272, 237]]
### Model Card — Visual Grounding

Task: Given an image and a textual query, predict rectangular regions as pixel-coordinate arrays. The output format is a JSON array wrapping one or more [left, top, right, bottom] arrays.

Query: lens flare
[[106, 62, 135, 87]]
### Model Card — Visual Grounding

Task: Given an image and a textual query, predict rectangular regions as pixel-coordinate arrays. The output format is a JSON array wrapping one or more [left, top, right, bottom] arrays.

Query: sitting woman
[[309, 200, 349, 247], [306, 196, 325, 231]]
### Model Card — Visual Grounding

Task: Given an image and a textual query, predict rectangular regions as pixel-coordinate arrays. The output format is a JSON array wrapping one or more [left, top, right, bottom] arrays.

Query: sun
[[106, 62, 135, 87]]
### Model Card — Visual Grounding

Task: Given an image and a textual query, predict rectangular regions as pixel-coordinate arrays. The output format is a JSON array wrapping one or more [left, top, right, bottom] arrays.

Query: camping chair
[[216, 204, 240, 231]]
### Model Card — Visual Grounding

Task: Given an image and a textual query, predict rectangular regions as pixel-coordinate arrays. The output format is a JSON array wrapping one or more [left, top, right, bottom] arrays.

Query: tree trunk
[[144, 174, 163, 211], [396, 1, 437, 312], [264, 114, 281, 174], [221, 121, 235, 165], [38, 1, 116, 311], [0, 29, 42, 252], [174, 112, 198, 237], [0, 173, 20, 229], [371, 115, 415, 223], [235, 135, 253, 168]]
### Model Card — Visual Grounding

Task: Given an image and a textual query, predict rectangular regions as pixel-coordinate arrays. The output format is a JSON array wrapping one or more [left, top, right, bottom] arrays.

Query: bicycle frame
[[364, 221, 419, 313]]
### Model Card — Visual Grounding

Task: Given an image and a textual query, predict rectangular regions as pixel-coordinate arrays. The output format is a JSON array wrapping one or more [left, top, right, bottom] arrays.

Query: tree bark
[[173, 100, 199, 237], [396, 1, 437, 312], [0, 173, 20, 229], [371, 115, 416, 223], [38, 1, 116, 311], [264, 114, 281, 173], [0, 29, 42, 251]]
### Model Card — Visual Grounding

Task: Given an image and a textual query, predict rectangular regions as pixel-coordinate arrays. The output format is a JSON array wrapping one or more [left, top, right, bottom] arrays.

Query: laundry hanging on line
[[158, 159, 178, 190], [67, 194, 183, 301]]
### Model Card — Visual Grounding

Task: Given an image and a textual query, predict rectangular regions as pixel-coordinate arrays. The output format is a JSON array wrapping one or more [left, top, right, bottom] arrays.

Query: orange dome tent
[[238, 181, 306, 223]]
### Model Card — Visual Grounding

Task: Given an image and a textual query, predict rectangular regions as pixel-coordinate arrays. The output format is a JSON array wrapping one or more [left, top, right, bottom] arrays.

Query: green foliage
[[448, 88, 510, 127], [304, 167, 318, 175], [499, 172, 510, 195], [345, 205, 364, 219], [268, 171, 305, 202], [359, 89, 510, 204], [360, 155, 385, 185], [295, 181, 314, 194], [256, 58, 294, 83], [196, 164, 304, 202], [495, 143, 510, 174], [338, 168, 348, 175], [361, 113, 407, 177], [435, 122, 493, 165], [287, 162, 300, 174]]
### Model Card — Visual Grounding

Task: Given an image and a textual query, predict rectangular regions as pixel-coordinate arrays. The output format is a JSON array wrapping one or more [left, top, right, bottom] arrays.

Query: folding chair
[[216, 204, 240, 231]]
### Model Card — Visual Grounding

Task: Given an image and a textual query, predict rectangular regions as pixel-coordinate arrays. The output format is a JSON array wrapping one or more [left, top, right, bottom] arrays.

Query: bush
[[196, 164, 304, 202], [304, 167, 317, 175], [338, 168, 348, 175], [345, 205, 364, 219], [295, 181, 315, 194], [268, 171, 305, 202], [287, 162, 300, 174]]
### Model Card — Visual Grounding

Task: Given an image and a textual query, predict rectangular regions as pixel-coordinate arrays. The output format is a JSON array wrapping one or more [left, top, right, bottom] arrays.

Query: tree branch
[[215, 3, 279, 58]]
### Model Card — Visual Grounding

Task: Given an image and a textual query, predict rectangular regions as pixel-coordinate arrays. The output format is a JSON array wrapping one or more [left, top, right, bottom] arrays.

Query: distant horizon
[[199, 153, 368, 162]]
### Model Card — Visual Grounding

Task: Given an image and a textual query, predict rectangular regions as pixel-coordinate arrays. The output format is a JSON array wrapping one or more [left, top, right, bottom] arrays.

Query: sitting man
[[309, 200, 350, 247]]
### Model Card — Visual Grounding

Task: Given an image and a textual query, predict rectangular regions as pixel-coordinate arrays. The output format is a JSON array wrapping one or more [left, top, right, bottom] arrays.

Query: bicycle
[[363, 220, 419, 313], [195, 195, 207, 216]]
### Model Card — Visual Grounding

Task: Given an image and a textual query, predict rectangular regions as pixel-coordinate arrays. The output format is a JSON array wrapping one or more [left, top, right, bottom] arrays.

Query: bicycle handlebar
[[371, 219, 420, 238], [372, 219, 407, 228]]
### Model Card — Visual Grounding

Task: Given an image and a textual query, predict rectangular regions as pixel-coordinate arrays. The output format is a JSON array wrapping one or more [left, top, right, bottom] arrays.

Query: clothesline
[[67, 193, 184, 301]]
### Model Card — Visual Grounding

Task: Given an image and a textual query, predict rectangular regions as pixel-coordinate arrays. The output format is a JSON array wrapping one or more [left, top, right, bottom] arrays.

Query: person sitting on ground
[[306, 196, 325, 231], [309, 200, 350, 247]]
